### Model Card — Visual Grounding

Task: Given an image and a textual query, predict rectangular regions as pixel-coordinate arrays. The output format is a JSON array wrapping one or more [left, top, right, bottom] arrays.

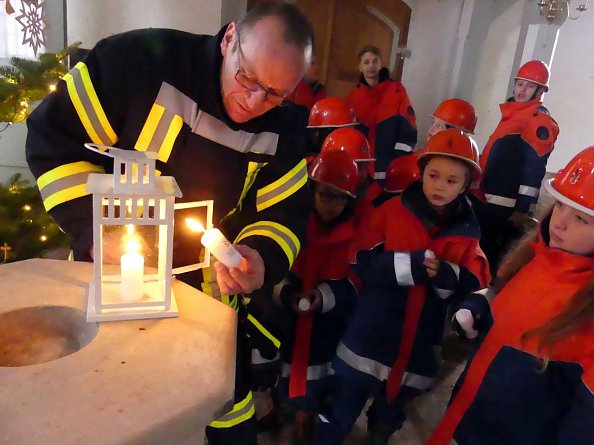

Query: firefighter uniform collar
[[499, 98, 542, 119]]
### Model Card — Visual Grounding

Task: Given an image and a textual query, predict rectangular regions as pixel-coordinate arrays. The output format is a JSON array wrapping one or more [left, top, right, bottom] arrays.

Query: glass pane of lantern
[[172, 205, 209, 268], [99, 224, 160, 304]]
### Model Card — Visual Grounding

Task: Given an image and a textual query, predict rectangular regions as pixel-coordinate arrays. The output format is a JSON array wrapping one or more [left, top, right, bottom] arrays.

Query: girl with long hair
[[427, 145, 594, 445]]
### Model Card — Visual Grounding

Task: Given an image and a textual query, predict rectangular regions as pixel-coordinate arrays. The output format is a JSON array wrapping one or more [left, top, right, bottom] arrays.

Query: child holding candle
[[273, 149, 362, 444], [315, 129, 490, 445], [427, 144, 594, 445]]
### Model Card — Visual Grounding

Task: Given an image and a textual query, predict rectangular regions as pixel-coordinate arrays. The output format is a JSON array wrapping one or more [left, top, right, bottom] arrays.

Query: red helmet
[[417, 129, 481, 179], [432, 98, 477, 134], [309, 150, 358, 197], [515, 60, 550, 90], [385, 153, 421, 193], [321, 128, 375, 162], [307, 97, 358, 128], [544, 145, 594, 216]]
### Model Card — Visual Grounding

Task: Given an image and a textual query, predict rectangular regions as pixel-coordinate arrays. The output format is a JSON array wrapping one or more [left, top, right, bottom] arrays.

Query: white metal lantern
[[84, 144, 182, 322]]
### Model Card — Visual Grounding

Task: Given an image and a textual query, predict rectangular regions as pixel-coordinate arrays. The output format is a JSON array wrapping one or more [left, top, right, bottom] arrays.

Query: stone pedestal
[[0, 259, 236, 445]]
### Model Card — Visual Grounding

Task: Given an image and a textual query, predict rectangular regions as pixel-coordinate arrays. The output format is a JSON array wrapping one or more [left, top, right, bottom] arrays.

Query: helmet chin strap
[[530, 86, 545, 101]]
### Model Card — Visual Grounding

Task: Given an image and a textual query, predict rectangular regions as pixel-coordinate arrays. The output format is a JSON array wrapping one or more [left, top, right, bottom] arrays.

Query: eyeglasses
[[234, 29, 292, 107]]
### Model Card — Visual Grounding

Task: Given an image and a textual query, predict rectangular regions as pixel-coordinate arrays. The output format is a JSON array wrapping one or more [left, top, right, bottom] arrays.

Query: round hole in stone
[[0, 306, 98, 367]]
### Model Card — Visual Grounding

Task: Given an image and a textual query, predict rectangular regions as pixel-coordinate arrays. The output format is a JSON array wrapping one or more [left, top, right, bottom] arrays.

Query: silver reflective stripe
[[394, 252, 414, 286], [209, 391, 255, 428], [374, 172, 386, 180], [256, 159, 308, 211], [444, 261, 460, 280], [394, 142, 413, 152], [251, 349, 279, 365], [336, 341, 391, 381], [39, 171, 93, 203], [155, 82, 198, 126], [485, 194, 516, 208], [318, 282, 335, 313], [518, 185, 540, 197], [68, 65, 115, 144], [401, 372, 433, 390], [193, 110, 279, 155], [154, 82, 280, 155], [318, 414, 330, 423], [434, 287, 454, 299], [281, 362, 335, 380]]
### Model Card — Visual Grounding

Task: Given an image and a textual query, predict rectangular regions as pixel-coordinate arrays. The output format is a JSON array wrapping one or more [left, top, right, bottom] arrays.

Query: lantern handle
[[84, 143, 127, 158]]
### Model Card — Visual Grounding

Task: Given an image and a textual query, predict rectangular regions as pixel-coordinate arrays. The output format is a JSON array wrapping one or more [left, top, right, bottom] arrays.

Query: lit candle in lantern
[[186, 218, 243, 268], [121, 226, 144, 302]]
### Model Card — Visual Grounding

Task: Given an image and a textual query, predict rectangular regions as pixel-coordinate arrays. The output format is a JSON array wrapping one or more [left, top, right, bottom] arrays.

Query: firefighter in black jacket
[[25, 4, 313, 445]]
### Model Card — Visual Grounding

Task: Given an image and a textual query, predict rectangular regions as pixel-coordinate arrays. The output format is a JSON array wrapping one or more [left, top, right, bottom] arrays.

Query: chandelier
[[537, 0, 589, 23]]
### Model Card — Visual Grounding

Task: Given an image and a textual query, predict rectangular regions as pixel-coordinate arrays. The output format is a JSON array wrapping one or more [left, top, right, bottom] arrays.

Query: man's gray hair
[[239, 3, 314, 52]]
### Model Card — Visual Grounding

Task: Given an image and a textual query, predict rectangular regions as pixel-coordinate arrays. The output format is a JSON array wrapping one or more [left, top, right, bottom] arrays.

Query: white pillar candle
[[121, 238, 144, 302], [201, 228, 243, 269]]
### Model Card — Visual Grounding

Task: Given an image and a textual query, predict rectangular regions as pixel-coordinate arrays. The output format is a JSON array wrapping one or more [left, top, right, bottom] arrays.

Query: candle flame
[[126, 237, 141, 254], [186, 218, 205, 233]]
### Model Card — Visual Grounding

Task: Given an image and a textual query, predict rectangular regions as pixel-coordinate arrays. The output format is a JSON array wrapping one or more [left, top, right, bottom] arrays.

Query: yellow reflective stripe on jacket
[[247, 313, 281, 349], [135, 103, 183, 163], [37, 161, 105, 211], [209, 391, 255, 428], [226, 161, 268, 218], [235, 221, 300, 267], [62, 62, 117, 145], [201, 266, 237, 309], [256, 159, 307, 212]]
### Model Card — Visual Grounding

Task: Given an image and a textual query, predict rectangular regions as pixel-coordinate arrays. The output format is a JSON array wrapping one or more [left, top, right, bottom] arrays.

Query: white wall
[[401, 0, 464, 146], [66, 0, 224, 48], [544, 8, 594, 171]]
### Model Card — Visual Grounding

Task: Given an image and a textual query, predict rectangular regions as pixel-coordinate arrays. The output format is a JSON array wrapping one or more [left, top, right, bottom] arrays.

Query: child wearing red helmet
[[315, 129, 490, 445], [273, 150, 363, 444], [428, 144, 594, 445], [478, 60, 559, 274]]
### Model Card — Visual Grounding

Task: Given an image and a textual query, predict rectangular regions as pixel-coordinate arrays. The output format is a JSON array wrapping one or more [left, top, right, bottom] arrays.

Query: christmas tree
[[0, 42, 80, 133], [0, 173, 69, 263]]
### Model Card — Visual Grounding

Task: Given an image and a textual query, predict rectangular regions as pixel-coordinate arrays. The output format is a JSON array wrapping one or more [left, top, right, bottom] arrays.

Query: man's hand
[[290, 288, 322, 314], [214, 244, 265, 295]]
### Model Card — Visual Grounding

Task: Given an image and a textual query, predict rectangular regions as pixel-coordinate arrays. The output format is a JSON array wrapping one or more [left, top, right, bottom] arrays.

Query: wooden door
[[246, 0, 411, 98]]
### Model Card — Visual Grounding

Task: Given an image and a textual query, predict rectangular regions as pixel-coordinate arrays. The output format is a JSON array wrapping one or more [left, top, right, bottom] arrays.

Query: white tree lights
[[85, 144, 182, 322]]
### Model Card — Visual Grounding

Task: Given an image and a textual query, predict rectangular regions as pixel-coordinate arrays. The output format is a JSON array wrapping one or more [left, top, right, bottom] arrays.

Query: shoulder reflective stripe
[[318, 282, 336, 313], [401, 372, 433, 390], [135, 103, 183, 163], [37, 161, 104, 211], [374, 172, 386, 180], [485, 194, 516, 208], [235, 221, 300, 266], [209, 391, 255, 428], [518, 185, 540, 197], [336, 341, 390, 381], [63, 62, 117, 145], [247, 313, 281, 349], [155, 82, 198, 126], [394, 252, 414, 286], [256, 159, 307, 212], [228, 162, 268, 218], [193, 110, 279, 155]]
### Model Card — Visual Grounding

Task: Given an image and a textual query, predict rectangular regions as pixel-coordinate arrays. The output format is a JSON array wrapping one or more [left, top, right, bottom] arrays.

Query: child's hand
[[291, 289, 322, 314], [423, 249, 439, 278]]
